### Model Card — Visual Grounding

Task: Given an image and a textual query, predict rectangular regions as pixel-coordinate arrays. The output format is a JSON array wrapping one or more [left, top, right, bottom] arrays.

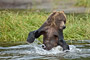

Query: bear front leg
[[58, 30, 69, 51], [27, 30, 42, 43], [58, 39, 70, 51], [27, 22, 48, 43], [27, 30, 36, 43]]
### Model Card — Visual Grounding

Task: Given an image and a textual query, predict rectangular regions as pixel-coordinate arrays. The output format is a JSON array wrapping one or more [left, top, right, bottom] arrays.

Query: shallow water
[[0, 40, 90, 60]]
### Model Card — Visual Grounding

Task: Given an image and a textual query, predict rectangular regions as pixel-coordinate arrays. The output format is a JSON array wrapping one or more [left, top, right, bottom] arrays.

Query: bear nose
[[63, 26, 66, 29]]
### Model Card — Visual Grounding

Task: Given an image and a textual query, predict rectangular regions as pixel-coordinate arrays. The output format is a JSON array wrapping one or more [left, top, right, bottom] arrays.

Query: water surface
[[0, 40, 90, 60]]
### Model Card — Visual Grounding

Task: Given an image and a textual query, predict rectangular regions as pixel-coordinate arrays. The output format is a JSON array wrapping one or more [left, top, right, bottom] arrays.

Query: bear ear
[[47, 11, 57, 21], [53, 10, 57, 13], [59, 11, 64, 13], [48, 11, 57, 18], [51, 11, 57, 16], [59, 11, 66, 18], [62, 11, 64, 12]]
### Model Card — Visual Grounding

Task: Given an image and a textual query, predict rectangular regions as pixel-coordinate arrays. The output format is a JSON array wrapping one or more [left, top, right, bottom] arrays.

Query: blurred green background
[[0, 0, 90, 46]]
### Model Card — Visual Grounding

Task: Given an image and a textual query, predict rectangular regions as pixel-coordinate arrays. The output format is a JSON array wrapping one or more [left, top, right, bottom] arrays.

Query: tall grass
[[0, 10, 90, 46], [64, 13, 90, 40], [76, 0, 90, 7], [0, 10, 47, 43]]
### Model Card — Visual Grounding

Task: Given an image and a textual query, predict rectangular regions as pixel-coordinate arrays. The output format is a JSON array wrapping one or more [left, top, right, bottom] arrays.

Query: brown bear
[[27, 11, 69, 51]]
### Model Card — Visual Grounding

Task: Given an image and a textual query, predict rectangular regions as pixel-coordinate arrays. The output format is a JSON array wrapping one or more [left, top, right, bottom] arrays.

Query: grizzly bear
[[27, 11, 69, 51]]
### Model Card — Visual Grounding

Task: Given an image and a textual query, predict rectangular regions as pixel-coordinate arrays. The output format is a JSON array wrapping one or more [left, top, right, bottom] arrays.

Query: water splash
[[0, 40, 90, 60]]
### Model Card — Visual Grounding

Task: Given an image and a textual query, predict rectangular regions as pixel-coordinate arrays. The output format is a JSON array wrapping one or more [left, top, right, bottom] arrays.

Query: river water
[[0, 40, 90, 60]]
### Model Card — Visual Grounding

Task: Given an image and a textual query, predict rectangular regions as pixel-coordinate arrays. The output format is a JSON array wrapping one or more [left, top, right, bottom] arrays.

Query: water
[[0, 40, 90, 60]]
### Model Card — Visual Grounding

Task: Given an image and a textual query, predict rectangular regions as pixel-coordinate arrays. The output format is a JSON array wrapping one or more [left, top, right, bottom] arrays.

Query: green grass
[[0, 10, 90, 46], [64, 13, 90, 40], [76, 0, 90, 7]]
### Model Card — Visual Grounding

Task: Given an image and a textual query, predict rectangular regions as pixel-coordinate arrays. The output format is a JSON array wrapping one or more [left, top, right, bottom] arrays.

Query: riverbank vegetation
[[0, 10, 90, 46], [76, 0, 90, 7]]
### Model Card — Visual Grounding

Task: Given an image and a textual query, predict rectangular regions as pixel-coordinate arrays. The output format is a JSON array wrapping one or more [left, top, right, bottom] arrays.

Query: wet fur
[[27, 11, 69, 51]]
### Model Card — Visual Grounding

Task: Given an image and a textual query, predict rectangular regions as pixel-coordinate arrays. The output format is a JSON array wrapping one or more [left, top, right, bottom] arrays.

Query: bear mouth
[[42, 44, 56, 50]]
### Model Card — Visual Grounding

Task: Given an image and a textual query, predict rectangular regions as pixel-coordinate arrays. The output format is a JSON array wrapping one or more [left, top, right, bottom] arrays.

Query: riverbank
[[0, 10, 90, 46], [0, 0, 90, 13]]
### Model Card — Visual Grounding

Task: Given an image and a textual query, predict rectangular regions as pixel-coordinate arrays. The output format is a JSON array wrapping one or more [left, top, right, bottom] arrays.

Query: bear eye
[[64, 21, 66, 23]]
